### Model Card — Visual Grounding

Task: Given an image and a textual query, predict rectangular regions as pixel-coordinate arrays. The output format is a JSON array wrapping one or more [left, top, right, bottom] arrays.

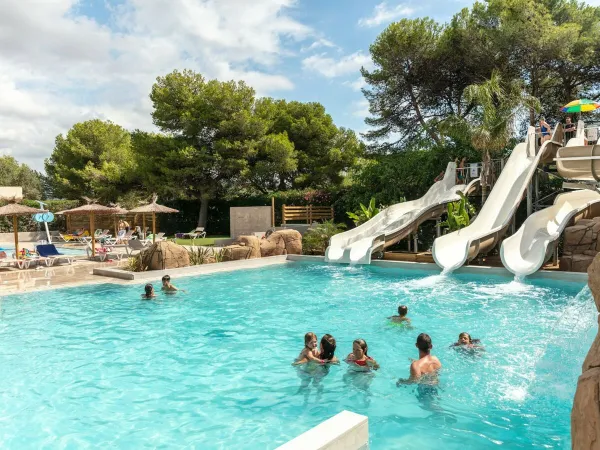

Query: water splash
[[441, 267, 453, 276], [513, 274, 526, 283]]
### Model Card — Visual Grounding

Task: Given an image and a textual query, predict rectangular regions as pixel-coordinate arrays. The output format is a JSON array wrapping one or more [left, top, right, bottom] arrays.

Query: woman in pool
[[141, 284, 156, 300], [345, 339, 379, 370], [293, 332, 323, 365], [451, 332, 484, 351]]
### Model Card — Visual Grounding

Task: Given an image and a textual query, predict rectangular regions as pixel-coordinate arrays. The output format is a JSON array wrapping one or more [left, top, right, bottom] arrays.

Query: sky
[[1, 0, 484, 172]]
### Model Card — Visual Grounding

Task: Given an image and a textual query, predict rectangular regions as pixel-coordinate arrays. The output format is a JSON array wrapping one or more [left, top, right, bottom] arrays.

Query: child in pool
[[319, 334, 339, 364], [161, 275, 181, 293], [345, 339, 380, 370], [293, 332, 324, 365], [141, 284, 156, 299], [389, 305, 411, 325], [451, 332, 484, 350]]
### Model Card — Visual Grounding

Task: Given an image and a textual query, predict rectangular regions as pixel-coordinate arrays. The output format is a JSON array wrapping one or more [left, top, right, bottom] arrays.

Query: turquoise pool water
[[0, 262, 594, 449]]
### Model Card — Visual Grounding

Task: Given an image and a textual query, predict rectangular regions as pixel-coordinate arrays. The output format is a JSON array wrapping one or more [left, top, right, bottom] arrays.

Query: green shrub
[[303, 220, 347, 255]]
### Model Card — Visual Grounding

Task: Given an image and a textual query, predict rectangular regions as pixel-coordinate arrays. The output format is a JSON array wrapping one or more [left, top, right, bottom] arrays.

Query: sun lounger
[[85, 243, 124, 262], [36, 244, 77, 265], [176, 227, 206, 239], [126, 239, 149, 256], [0, 251, 32, 269], [139, 232, 166, 246]]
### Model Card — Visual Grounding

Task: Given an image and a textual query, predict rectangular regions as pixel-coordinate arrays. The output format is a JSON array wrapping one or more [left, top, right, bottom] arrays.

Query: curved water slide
[[432, 125, 564, 272], [500, 190, 600, 276], [556, 121, 600, 181], [324, 162, 479, 264]]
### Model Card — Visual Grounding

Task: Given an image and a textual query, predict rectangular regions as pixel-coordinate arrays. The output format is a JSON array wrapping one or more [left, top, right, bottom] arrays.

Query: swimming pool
[[0, 262, 594, 449]]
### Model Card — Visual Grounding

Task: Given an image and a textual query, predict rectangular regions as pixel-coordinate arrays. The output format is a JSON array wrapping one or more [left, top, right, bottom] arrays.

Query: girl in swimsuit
[[451, 332, 484, 351], [345, 339, 380, 370], [540, 118, 551, 143], [293, 332, 324, 365]]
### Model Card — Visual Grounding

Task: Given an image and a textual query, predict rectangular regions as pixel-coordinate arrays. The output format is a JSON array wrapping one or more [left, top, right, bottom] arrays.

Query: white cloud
[[358, 2, 414, 28], [301, 38, 339, 52], [343, 77, 367, 91], [0, 0, 311, 171], [352, 99, 370, 118], [302, 52, 372, 78]]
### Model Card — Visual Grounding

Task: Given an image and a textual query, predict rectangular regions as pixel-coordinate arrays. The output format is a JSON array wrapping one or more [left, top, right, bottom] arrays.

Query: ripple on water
[[0, 262, 595, 449]]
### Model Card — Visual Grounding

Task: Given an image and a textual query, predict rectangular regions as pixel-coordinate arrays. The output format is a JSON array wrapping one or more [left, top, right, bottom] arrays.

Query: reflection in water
[[295, 363, 333, 404]]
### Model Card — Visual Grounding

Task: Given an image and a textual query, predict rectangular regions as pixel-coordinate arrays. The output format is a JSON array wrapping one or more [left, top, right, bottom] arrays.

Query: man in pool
[[397, 333, 441, 385], [388, 305, 411, 325], [141, 284, 156, 299]]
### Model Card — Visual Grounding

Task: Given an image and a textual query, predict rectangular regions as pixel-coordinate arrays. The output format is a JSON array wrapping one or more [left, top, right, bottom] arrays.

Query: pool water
[[0, 262, 595, 449]]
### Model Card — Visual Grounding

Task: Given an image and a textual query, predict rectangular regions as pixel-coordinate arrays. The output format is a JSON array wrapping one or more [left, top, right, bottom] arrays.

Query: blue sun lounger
[[36, 244, 77, 265]]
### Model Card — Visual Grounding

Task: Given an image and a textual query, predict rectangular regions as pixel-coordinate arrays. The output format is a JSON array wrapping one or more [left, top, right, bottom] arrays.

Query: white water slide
[[324, 162, 479, 264], [432, 125, 564, 272], [500, 190, 600, 276]]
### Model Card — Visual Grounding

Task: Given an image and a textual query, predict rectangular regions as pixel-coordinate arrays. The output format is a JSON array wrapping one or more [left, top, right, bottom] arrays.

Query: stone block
[[572, 254, 596, 272], [588, 255, 600, 312], [565, 225, 594, 247], [221, 245, 253, 262], [559, 255, 572, 272], [260, 231, 286, 257], [140, 241, 190, 271], [235, 235, 261, 259], [584, 250, 599, 257], [277, 229, 302, 255], [571, 367, 600, 450]]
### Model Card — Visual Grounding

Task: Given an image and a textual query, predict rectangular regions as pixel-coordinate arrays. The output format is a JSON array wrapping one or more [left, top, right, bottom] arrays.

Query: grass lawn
[[173, 236, 229, 246]]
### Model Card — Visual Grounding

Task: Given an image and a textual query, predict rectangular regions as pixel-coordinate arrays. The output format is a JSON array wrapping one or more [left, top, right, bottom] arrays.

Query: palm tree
[[443, 71, 540, 202]]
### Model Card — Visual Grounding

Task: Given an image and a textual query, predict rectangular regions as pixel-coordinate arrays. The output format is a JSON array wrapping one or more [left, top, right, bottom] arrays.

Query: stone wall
[[561, 217, 600, 273], [572, 256, 600, 449]]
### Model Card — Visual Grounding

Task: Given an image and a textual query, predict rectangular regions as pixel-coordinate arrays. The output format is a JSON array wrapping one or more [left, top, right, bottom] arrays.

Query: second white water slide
[[432, 125, 564, 272], [500, 189, 600, 277], [324, 161, 479, 264]]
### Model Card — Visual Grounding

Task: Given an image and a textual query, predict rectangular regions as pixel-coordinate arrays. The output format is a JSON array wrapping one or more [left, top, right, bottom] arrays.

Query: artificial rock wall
[[571, 255, 600, 449]]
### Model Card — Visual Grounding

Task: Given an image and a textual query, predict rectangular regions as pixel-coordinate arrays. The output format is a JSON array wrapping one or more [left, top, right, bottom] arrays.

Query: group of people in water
[[294, 305, 484, 384], [141, 275, 181, 298]]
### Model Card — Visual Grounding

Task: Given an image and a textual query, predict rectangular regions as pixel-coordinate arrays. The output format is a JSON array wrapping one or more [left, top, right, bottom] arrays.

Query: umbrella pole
[[13, 215, 19, 260], [114, 215, 118, 240], [152, 212, 156, 244], [91, 213, 95, 258], [143, 214, 146, 239]]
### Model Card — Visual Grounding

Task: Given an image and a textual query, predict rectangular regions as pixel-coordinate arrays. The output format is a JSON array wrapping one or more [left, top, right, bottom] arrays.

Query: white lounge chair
[[126, 239, 149, 256], [85, 243, 124, 262]]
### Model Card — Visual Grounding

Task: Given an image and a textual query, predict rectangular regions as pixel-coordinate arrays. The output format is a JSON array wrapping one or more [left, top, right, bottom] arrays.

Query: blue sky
[[1, 0, 474, 171]]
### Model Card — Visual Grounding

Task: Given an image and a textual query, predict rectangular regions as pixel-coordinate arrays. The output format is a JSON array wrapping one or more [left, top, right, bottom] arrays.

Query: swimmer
[[388, 305, 411, 325], [161, 275, 185, 293], [398, 333, 441, 384], [319, 334, 339, 364], [141, 283, 156, 299], [345, 339, 380, 370], [451, 332, 484, 351], [293, 332, 324, 365]]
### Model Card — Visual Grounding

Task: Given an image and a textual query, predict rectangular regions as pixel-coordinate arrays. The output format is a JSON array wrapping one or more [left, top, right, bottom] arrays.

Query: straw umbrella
[[59, 201, 119, 258], [129, 194, 178, 244], [0, 199, 44, 260]]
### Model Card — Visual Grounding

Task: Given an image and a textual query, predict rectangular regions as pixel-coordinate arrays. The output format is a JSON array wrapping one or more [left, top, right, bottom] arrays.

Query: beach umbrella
[[59, 201, 119, 258], [129, 194, 178, 244], [560, 99, 600, 114], [0, 199, 44, 260]]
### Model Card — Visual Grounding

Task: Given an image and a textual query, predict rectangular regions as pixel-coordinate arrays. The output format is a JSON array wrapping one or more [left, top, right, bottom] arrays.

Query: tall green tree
[[147, 69, 259, 227], [254, 98, 364, 190], [45, 120, 136, 202], [0, 156, 43, 199]]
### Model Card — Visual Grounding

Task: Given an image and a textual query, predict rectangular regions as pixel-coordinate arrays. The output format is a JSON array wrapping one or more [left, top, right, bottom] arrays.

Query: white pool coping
[[93, 255, 289, 281], [276, 410, 368, 450]]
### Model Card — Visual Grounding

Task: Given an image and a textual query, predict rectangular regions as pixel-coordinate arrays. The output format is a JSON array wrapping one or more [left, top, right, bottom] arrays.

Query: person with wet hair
[[345, 338, 380, 370], [319, 334, 339, 364], [388, 305, 411, 325], [408, 333, 441, 381], [451, 332, 484, 352], [141, 284, 156, 299]]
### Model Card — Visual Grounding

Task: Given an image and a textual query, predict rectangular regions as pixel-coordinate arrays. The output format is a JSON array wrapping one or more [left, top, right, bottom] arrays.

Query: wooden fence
[[282, 205, 334, 224]]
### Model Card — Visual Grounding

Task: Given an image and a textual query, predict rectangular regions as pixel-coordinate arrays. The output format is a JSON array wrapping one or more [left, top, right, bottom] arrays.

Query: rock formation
[[259, 229, 302, 257], [140, 241, 190, 270], [561, 217, 600, 272], [572, 255, 600, 449]]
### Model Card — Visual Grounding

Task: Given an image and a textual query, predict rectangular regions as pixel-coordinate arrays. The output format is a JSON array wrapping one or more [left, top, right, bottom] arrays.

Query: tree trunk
[[197, 198, 209, 228], [481, 150, 490, 203], [278, 175, 286, 191]]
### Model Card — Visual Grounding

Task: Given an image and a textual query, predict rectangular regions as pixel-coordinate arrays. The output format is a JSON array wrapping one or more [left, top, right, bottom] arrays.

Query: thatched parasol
[[59, 199, 119, 257], [129, 194, 178, 244], [0, 199, 44, 259]]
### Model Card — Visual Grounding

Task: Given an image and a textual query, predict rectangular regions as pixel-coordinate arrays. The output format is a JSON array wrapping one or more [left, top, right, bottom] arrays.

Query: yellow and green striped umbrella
[[561, 98, 600, 113]]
